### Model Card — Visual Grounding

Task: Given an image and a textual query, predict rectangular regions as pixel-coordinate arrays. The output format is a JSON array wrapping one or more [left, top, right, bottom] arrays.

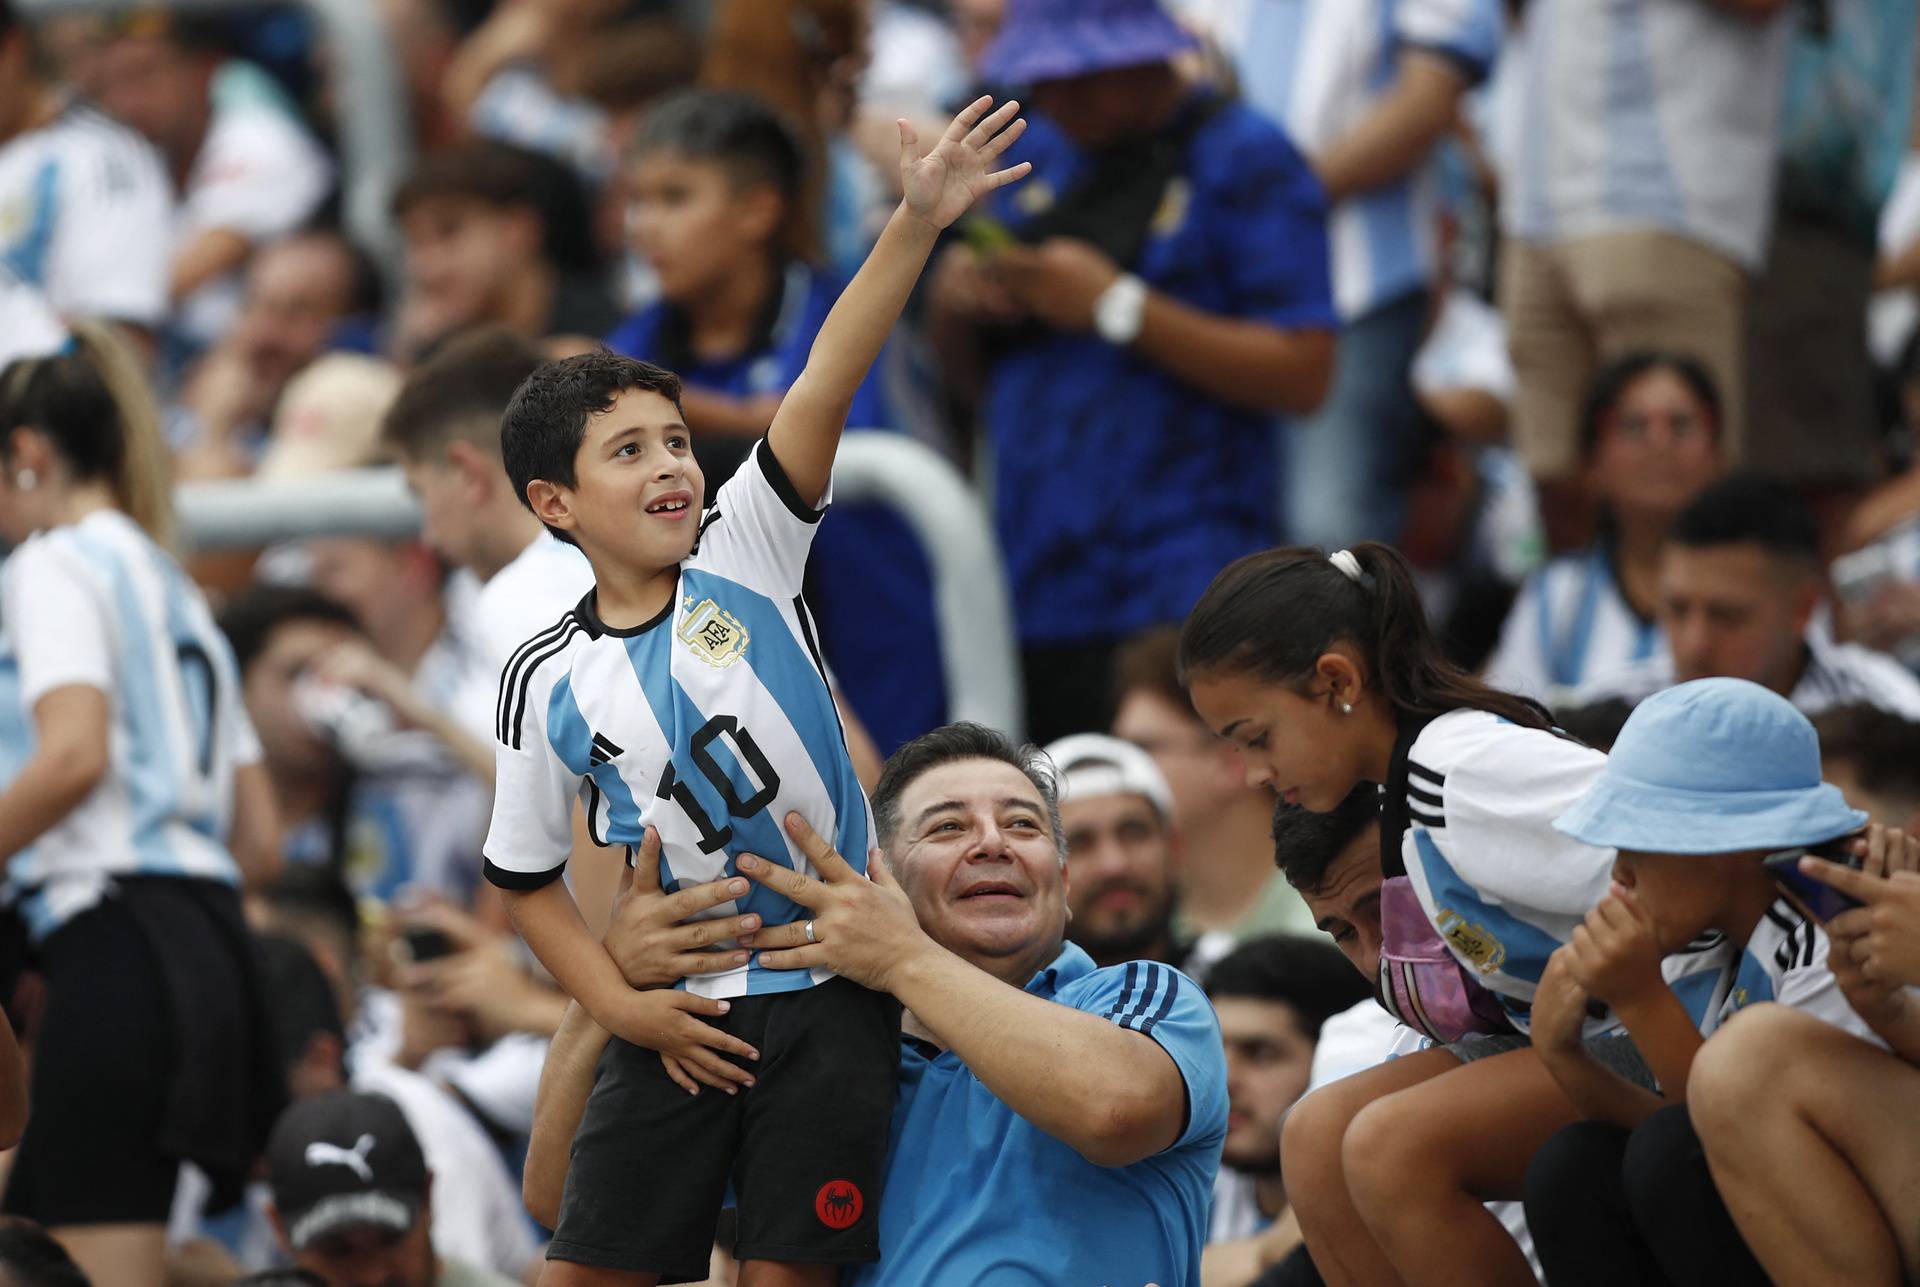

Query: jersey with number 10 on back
[[0, 509, 259, 941], [484, 440, 872, 999]]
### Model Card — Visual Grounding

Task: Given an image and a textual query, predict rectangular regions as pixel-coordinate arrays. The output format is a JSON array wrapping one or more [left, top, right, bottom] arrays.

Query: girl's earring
[[1340, 700, 1353, 715], [14, 469, 35, 491]]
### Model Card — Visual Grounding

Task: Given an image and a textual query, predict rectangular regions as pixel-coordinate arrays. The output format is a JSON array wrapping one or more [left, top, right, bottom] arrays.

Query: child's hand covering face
[[1564, 883, 1665, 1009], [897, 95, 1033, 232]]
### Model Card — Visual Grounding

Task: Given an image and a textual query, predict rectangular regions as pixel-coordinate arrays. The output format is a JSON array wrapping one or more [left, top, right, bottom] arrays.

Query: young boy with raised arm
[[482, 98, 1030, 1286]]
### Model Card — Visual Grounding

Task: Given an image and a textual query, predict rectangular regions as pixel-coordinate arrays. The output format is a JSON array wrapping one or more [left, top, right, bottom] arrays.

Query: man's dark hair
[[261, 864, 362, 956], [1204, 934, 1373, 1040], [1271, 785, 1380, 893], [1813, 705, 1920, 809], [630, 89, 807, 203], [1576, 348, 1722, 461], [873, 722, 1065, 859], [0, 1217, 91, 1287], [500, 350, 684, 546], [383, 326, 547, 460], [254, 932, 346, 1081], [233, 1271, 330, 1286], [1111, 624, 1187, 711], [1551, 698, 1636, 753], [392, 140, 601, 274], [1668, 472, 1820, 570], [218, 584, 361, 675]]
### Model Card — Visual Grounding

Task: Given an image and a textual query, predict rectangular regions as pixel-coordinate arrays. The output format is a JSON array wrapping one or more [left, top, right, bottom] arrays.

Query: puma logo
[[305, 1134, 377, 1183]]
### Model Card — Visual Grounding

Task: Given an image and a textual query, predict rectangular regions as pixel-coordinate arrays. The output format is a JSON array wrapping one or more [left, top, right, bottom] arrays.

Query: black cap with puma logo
[[266, 1091, 428, 1249]]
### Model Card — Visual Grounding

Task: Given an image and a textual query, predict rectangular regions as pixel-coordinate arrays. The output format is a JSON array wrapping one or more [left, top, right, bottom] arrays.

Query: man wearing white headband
[[1047, 733, 1188, 972]]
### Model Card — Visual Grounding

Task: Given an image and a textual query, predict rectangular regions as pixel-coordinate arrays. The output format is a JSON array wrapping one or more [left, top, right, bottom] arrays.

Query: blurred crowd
[[4, 0, 1920, 1284]]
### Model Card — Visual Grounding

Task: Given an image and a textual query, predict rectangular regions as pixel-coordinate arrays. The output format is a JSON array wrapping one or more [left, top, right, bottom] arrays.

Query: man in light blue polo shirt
[[739, 722, 1229, 1287], [526, 721, 1227, 1285]]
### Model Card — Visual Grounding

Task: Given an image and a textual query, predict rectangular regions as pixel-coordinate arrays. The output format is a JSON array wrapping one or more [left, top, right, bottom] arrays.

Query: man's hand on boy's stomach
[[604, 827, 758, 989]]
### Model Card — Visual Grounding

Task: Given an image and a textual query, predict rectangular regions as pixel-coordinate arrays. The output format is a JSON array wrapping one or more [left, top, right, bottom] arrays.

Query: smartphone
[[400, 925, 457, 963], [1763, 836, 1865, 923]]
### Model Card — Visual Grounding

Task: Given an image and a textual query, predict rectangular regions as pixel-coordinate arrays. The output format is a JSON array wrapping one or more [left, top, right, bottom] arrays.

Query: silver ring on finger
[[805, 919, 817, 944]]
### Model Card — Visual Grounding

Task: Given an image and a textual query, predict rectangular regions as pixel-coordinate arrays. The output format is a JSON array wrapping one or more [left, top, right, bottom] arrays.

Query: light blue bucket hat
[[1554, 678, 1867, 854]]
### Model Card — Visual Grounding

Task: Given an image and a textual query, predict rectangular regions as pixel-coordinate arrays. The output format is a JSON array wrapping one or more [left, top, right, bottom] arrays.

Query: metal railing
[[176, 431, 1026, 739], [22, 0, 412, 277]]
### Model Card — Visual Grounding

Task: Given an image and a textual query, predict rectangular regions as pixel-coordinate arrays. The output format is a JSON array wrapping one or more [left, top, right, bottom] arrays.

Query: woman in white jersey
[[1179, 542, 1635, 1287], [0, 324, 283, 1287], [1483, 350, 1724, 706]]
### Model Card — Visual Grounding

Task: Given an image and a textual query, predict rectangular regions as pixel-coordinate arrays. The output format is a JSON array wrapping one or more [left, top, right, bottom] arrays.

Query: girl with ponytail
[[1179, 542, 1635, 1287], [0, 324, 284, 1286]]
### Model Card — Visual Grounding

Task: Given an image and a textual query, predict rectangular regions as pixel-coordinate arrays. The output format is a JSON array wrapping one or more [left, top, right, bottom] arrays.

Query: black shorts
[[550, 976, 899, 1281], [4, 878, 281, 1226]]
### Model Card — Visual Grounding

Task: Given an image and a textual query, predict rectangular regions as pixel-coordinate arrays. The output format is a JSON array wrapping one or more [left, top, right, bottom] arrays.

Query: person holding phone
[[1687, 832, 1920, 1285], [1520, 678, 1898, 1287]]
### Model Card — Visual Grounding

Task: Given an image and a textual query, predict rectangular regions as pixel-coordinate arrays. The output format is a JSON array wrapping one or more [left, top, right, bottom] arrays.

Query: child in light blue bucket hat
[[1539, 677, 1877, 1100], [1521, 677, 1900, 1286]]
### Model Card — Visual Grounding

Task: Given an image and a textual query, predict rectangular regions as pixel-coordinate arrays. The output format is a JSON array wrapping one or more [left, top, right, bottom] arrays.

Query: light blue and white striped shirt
[[485, 440, 873, 1000], [1499, 0, 1792, 269], [1193, 0, 1503, 319], [0, 510, 260, 940]]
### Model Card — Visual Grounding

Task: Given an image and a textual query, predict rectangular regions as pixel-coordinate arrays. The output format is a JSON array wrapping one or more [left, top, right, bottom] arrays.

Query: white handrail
[[174, 431, 1026, 738]]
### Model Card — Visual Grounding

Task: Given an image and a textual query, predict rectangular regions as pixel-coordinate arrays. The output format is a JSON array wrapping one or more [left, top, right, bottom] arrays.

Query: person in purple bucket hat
[[928, 0, 1339, 747]]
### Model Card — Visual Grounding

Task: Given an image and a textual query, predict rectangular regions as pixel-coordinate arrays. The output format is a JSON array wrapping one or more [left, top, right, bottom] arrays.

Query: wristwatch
[[1092, 273, 1148, 346]]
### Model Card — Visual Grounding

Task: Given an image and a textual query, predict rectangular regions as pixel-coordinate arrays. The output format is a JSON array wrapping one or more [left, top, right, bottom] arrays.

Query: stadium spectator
[[1192, 0, 1503, 549], [606, 87, 943, 752], [1578, 473, 1920, 718], [1111, 628, 1315, 956], [1201, 936, 1371, 1286], [93, 12, 334, 353], [1522, 679, 1885, 1287], [1740, 0, 1915, 523], [1046, 732, 1186, 970], [0, 325, 284, 1287], [381, 326, 594, 680], [1484, 351, 1725, 705], [1688, 843, 1920, 1285], [701, 0, 885, 279], [220, 585, 489, 909], [534, 721, 1228, 1284], [927, 0, 1336, 741], [1180, 543, 1625, 1287], [0, 0, 173, 334], [175, 230, 382, 482], [389, 140, 619, 361], [1815, 704, 1920, 830], [1500, 0, 1794, 548], [264, 1091, 520, 1287]]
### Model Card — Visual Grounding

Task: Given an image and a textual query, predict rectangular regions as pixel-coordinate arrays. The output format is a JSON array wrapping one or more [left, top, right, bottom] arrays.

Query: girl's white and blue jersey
[[484, 440, 873, 1000], [1483, 545, 1661, 707], [1392, 709, 1618, 1035], [0, 510, 258, 941]]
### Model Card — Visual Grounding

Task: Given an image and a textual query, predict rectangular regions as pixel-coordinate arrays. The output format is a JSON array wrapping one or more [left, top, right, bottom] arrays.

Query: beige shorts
[[1501, 230, 1747, 481]]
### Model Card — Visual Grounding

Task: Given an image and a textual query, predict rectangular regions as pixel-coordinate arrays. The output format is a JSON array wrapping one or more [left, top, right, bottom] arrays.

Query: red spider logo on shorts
[[815, 1179, 863, 1229]]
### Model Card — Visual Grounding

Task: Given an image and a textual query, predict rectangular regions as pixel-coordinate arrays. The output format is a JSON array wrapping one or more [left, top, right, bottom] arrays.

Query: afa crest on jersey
[[1436, 908, 1507, 974], [678, 598, 750, 668]]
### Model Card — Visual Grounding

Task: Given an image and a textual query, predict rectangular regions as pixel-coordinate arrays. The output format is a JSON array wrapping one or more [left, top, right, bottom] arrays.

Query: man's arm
[[887, 944, 1190, 1166], [1311, 49, 1474, 203], [768, 96, 1030, 505], [523, 1000, 611, 1228]]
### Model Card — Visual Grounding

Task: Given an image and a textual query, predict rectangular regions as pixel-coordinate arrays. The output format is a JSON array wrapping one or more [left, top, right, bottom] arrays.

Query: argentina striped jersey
[[484, 440, 873, 999], [0, 510, 260, 940]]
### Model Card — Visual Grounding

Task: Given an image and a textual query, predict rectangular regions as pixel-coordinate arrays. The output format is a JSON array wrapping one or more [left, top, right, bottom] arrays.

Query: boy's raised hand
[[900, 95, 1031, 231], [1565, 882, 1665, 1009]]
